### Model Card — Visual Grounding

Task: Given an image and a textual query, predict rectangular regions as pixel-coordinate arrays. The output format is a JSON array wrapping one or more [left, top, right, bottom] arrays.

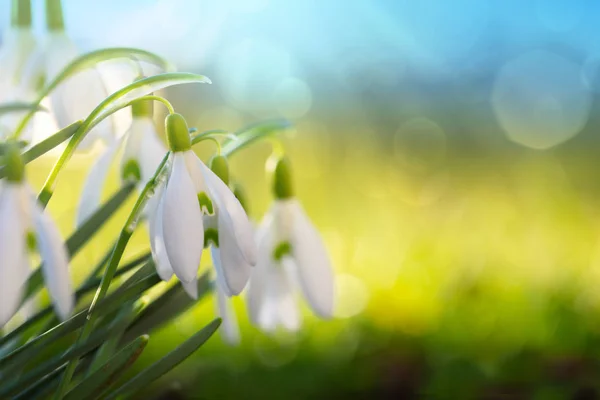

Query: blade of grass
[[104, 318, 221, 399]]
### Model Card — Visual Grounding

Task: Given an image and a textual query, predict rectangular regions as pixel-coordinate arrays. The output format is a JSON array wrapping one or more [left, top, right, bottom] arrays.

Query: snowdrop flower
[[247, 156, 334, 333], [0, 143, 73, 326], [25, 0, 115, 149], [149, 113, 257, 294], [0, 0, 37, 139], [76, 99, 166, 226]]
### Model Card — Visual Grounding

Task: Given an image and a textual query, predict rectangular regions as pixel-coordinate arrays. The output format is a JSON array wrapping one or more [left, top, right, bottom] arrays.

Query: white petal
[[161, 153, 204, 283], [0, 185, 27, 326], [216, 212, 252, 295], [148, 185, 174, 282], [0, 28, 37, 100], [289, 201, 334, 318], [246, 212, 275, 328], [32, 200, 73, 320], [197, 159, 257, 265], [45, 33, 113, 149], [266, 258, 301, 332], [216, 284, 240, 346], [76, 139, 122, 227], [181, 278, 198, 299], [211, 246, 232, 297], [182, 150, 210, 198]]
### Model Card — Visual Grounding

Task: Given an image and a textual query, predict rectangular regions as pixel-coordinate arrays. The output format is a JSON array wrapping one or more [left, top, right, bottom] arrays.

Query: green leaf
[[64, 335, 148, 400], [23, 182, 136, 304], [87, 300, 148, 375], [124, 273, 212, 341], [105, 318, 221, 399], [0, 121, 81, 179], [0, 311, 147, 399], [0, 102, 46, 115], [12, 47, 175, 139], [0, 274, 159, 372], [221, 119, 292, 157], [0, 252, 150, 350]]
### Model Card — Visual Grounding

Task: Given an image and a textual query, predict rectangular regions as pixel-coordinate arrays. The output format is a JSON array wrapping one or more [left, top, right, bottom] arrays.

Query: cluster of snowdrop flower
[[0, 0, 335, 348]]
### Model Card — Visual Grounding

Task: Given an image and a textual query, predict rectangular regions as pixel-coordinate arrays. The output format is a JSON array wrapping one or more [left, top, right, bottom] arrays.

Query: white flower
[[149, 114, 256, 293], [216, 282, 241, 346], [0, 180, 73, 327], [246, 158, 334, 333], [76, 114, 167, 226], [0, 26, 37, 140], [36, 32, 114, 149]]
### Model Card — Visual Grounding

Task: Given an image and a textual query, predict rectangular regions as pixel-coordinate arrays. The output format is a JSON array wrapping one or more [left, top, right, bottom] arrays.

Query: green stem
[[46, 0, 64, 31], [36, 73, 206, 207], [11, 0, 31, 28], [53, 154, 170, 399]]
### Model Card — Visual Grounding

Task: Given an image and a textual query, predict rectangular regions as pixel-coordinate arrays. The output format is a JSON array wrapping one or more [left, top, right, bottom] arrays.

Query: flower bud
[[3, 143, 25, 182], [165, 113, 191, 152], [209, 155, 229, 185], [270, 156, 294, 199]]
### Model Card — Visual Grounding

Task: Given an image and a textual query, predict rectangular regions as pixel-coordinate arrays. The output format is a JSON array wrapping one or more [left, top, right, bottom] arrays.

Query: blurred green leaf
[[65, 335, 149, 400], [105, 318, 221, 399], [221, 119, 292, 157], [22, 182, 136, 305], [0, 274, 159, 372], [123, 273, 211, 341]]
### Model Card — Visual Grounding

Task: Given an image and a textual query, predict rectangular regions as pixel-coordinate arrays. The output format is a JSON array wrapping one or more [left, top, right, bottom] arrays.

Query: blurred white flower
[[216, 282, 241, 345], [149, 114, 256, 290], [0, 147, 73, 326], [246, 157, 334, 333], [76, 112, 166, 226]]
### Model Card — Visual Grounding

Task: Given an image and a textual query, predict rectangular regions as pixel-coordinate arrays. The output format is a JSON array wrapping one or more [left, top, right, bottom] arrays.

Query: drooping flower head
[[76, 98, 167, 226], [0, 143, 73, 326], [247, 155, 334, 333], [149, 113, 257, 294]]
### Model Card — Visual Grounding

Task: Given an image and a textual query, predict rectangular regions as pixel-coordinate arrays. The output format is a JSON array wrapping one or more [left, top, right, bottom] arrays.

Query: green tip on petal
[[12, 0, 32, 27], [3, 142, 25, 182], [122, 159, 142, 183], [273, 241, 292, 261], [271, 156, 294, 199], [204, 228, 219, 248], [165, 113, 191, 152], [209, 155, 229, 185], [197, 192, 214, 215], [232, 182, 250, 214]]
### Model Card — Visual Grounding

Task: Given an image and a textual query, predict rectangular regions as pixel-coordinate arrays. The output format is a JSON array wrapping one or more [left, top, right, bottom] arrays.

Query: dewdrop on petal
[[0, 143, 73, 326], [246, 155, 334, 333], [148, 113, 257, 289]]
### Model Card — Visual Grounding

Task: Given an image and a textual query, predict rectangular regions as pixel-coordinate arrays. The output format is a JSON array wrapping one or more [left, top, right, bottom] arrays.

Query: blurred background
[[9, 0, 600, 398]]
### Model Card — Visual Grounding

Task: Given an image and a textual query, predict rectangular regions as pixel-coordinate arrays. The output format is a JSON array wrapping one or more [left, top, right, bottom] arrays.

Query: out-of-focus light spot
[[536, 0, 584, 32], [395, 172, 449, 207], [581, 54, 600, 93], [394, 117, 446, 174], [218, 39, 293, 114], [253, 334, 299, 368], [196, 107, 244, 132], [273, 78, 312, 119], [334, 274, 369, 318], [492, 50, 591, 150]]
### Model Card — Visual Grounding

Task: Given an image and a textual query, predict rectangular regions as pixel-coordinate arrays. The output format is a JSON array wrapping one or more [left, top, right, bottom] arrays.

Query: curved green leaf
[[105, 319, 221, 399], [12, 47, 175, 139], [64, 335, 148, 400], [0, 102, 46, 115], [221, 119, 292, 157]]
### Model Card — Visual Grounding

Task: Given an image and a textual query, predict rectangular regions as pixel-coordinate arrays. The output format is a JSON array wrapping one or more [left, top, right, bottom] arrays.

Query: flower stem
[[52, 154, 170, 399], [12, 0, 32, 28], [46, 0, 64, 31]]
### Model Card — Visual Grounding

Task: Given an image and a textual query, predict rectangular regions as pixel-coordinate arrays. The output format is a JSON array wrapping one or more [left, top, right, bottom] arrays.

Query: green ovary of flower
[[3, 143, 25, 182], [165, 113, 191, 152]]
